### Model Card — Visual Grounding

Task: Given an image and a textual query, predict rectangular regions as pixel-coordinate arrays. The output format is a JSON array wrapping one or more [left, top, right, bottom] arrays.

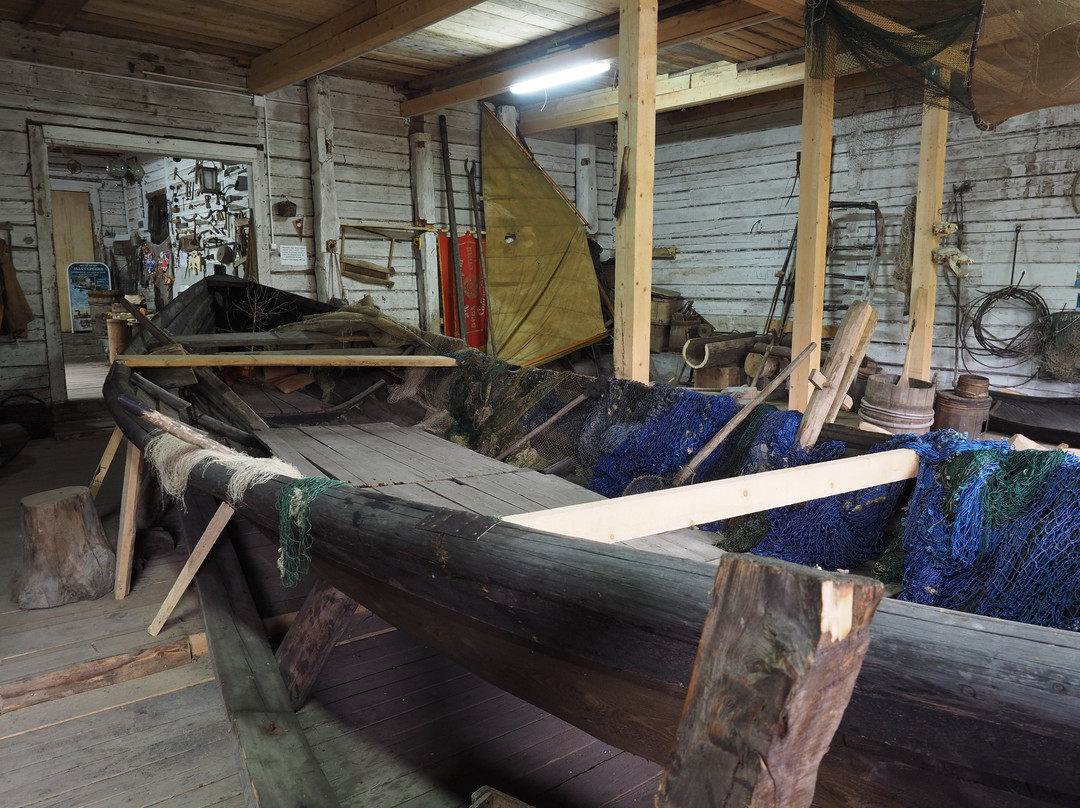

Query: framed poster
[[66, 262, 112, 332]]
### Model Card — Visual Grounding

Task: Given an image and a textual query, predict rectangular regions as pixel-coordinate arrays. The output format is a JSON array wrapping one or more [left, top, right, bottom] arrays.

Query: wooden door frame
[[28, 123, 270, 403]]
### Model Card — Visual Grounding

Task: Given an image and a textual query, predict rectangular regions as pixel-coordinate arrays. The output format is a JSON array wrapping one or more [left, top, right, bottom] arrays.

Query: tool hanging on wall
[[464, 157, 497, 357], [439, 115, 469, 341]]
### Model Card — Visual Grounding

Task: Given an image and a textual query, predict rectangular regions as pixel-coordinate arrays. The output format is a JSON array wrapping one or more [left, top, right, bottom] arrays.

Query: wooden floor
[[0, 420, 675, 807], [0, 432, 246, 808]]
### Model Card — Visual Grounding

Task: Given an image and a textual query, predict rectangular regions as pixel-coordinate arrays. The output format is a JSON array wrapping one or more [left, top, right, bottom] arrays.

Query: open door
[[51, 189, 96, 333]]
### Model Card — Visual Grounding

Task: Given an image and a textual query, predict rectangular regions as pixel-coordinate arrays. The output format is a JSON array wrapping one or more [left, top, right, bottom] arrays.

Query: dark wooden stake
[[275, 576, 360, 709], [655, 554, 883, 808]]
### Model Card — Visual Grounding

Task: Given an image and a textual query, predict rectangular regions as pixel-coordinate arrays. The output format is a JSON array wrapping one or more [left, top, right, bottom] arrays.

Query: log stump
[[12, 486, 116, 609]]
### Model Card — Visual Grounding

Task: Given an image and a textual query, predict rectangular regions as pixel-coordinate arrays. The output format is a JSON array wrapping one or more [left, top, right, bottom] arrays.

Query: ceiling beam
[[23, 0, 90, 32], [519, 60, 805, 134], [247, 0, 483, 95], [744, 0, 805, 22], [400, 1, 778, 118]]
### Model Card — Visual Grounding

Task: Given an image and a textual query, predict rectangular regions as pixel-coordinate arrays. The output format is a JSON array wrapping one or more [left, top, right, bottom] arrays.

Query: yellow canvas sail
[[481, 108, 607, 366]]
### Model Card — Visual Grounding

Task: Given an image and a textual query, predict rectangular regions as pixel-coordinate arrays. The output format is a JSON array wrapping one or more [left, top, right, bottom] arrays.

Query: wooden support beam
[[148, 502, 235, 636], [115, 353, 458, 368], [613, 0, 658, 383], [275, 577, 361, 709], [788, 53, 835, 412], [907, 99, 949, 382], [247, 0, 482, 95], [22, 0, 90, 32], [307, 74, 340, 304], [114, 441, 143, 600], [519, 61, 804, 135], [744, 0, 805, 21], [656, 553, 882, 808], [27, 124, 65, 405], [89, 425, 124, 499], [502, 447, 919, 543], [399, 1, 779, 118], [409, 126, 442, 331]]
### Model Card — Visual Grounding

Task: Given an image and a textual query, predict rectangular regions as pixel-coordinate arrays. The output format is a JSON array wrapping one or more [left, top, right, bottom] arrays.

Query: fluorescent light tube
[[509, 61, 611, 94]]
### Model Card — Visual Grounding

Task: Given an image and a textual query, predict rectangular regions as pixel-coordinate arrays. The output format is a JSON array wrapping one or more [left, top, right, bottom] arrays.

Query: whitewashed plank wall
[[653, 85, 1080, 394]]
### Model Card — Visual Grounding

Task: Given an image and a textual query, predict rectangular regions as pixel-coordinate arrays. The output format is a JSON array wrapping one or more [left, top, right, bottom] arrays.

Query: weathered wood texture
[[114, 441, 144, 600], [12, 485, 115, 609], [0, 636, 194, 713], [656, 555, 882, 808], [275, 576, 360, 709], [182, 492, 342, 808], [651, 83, 1080, 393]]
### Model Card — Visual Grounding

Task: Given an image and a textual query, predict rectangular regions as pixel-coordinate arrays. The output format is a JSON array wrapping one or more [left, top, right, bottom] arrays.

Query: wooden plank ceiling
[[4, 0, 808, 120]]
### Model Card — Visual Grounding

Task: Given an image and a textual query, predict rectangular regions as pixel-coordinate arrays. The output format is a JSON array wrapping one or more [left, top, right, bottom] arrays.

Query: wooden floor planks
[[0, 434, 241, 808]]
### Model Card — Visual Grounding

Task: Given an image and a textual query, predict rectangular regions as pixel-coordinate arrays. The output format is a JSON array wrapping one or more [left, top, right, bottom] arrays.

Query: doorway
[[28, 123, 270, 404], [51, 188, 110, 400]]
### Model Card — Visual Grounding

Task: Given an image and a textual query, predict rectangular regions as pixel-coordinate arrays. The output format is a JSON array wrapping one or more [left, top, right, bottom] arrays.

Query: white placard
[[278, 245, 308, 266]]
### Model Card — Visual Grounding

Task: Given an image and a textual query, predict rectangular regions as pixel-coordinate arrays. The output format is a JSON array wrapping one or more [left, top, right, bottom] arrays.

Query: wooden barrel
[[934, 390, 991, 437], [87, 289, 122, 337], [858, 373, 936, 434]]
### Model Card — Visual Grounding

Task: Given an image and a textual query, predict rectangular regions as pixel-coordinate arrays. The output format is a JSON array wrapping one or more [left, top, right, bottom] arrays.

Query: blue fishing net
[[442, 354, 1080, 630], [893, 431, 1080, 630], [588, 387, 738, 497]]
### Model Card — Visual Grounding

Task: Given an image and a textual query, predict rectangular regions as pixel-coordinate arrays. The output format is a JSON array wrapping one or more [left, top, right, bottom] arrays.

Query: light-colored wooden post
[[789, 54, 835, 412], [409, 123, 442, 332], [907, 100, 949, 382], [89, 426, 124, 499], [307, 74, 341, 304], [148, 502, 235, 635], [114, 440, 143, 599], [613, 0, 658, 383], [575, 126, 599, 233]]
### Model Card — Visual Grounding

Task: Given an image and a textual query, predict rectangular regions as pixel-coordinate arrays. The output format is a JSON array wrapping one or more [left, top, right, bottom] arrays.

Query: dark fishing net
[[588, 389, 738, 498], [808, 0, 1080, 132], [442, 351, 576, 458], [807, 0, 981, 113]]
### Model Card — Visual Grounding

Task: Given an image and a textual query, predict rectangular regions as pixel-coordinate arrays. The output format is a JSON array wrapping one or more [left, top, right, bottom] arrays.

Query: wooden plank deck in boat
[[258, 422, 725, 562], [0, 426, 709, 807]]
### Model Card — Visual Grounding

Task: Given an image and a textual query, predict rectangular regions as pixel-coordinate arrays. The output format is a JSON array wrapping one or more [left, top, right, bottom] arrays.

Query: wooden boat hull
[[104, 278, 1080, 803], [990, 390, 1080, 446]]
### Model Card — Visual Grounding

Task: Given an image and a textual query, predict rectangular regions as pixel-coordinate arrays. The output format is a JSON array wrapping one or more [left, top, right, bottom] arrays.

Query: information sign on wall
[[66, 262, 112, 332]]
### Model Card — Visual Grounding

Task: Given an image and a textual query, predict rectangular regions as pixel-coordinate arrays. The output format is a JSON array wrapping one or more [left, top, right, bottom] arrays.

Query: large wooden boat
[[104, 276, 1080, 807]]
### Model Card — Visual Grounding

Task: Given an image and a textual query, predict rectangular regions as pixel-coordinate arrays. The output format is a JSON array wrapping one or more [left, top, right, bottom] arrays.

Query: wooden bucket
[[954, 374, 990, 399], [858, 373, 936, 434], [934, 390, 991, 437]]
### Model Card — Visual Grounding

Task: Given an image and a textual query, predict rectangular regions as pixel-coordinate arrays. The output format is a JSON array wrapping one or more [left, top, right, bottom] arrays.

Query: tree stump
[[12, 486, 116, 609]]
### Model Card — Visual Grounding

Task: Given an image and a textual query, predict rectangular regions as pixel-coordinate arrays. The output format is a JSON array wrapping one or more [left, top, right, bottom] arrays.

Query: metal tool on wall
[[439, 115, 469, 341], [464, 158, 497, 356]]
